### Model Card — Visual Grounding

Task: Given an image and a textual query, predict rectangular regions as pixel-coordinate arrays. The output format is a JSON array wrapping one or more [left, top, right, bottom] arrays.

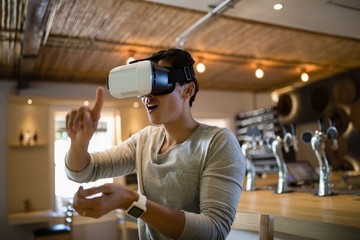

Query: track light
[[133, 102, 139, 108], [274, 3, 283, 10], [126, 57, 136, 65], [126, 50, 136, 64], [301, 72, 309, 82], [196, 62, 206, 73], [255, 68, 264, 79]]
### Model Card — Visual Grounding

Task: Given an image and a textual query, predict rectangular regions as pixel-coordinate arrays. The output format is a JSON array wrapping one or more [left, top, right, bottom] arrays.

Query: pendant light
[[196, 62, 206, 73], [301, 72, 309, 82], [255, 68, 264, 79]]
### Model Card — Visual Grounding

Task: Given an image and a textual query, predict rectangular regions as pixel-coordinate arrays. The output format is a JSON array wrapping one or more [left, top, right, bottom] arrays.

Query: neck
[[160, 117, 199, 153], [165, 118, 199, 142]]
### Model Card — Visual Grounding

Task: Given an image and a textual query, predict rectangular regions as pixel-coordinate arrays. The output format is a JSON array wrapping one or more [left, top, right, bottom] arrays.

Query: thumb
[[91, 87, 104, 122], [77, 186, 86, 197]]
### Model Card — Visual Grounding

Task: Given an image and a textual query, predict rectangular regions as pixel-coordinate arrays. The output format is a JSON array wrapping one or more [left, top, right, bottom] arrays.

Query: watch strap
[[136, 193, 147, 208], [125, 193, 147, 218]]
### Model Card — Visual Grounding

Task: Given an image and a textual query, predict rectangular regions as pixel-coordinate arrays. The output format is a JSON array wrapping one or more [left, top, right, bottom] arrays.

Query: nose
[[140, 94, 153, 103]]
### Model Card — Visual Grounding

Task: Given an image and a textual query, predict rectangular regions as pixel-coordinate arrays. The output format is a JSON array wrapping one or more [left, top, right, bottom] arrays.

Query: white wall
[[0, 81, 37, 239]]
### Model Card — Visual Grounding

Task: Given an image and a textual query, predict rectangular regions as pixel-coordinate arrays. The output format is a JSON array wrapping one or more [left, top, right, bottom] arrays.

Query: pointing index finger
[[91, 87, 104, 120]]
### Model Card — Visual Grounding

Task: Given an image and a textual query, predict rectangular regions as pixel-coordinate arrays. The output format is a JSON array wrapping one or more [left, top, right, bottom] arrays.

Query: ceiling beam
[[22, 0, 51, 57], [18, 0, 55, 89]]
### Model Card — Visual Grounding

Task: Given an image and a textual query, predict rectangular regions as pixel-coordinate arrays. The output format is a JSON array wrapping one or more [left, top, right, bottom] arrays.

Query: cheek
[[168, 93, 183, 108], [161, 98, 177, 112], [160, 96, 182, 117], [158, 86, 185, 112]]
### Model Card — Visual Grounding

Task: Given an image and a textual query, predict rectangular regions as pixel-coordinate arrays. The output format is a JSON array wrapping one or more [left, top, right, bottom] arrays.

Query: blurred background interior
[[1, 0, 360, 239]]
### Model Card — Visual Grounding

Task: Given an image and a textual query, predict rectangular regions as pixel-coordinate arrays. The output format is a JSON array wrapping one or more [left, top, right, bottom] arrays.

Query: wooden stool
[[232, 211, 274, 240]]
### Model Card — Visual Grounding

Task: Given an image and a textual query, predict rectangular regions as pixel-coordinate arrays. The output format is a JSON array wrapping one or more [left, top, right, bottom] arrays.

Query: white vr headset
[[107, 60, 195, 98]]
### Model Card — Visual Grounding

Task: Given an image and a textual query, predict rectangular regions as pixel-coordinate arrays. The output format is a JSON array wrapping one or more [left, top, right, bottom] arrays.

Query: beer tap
[[241, 140, 256, 191], [283, 124, 298, 153], [272, 124, 297, 194], [327, 117, 339, 151], [302, 118, 338, 196]]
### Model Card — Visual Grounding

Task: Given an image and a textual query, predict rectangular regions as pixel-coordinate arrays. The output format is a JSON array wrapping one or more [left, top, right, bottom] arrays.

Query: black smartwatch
[[126, 193, 147, 218]]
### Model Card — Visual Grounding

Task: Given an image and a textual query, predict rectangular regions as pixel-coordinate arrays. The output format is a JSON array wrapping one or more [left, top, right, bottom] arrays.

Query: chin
[[148, 116, 161, 125]]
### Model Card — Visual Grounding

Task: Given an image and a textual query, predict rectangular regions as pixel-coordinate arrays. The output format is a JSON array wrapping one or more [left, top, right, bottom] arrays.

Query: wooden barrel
[[332, 77, 358, 105], [310, 86, 330, 114], [350, 101, 360, 129], [278, 94, 293, 117], [324, 106, 351, 136]]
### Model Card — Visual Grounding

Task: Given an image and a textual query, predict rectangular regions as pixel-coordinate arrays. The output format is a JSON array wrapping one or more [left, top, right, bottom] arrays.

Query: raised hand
[[66, 87, 104, 146]]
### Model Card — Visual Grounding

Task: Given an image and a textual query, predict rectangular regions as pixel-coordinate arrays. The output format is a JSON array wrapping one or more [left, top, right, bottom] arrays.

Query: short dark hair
[[150, 48, 199, 107]]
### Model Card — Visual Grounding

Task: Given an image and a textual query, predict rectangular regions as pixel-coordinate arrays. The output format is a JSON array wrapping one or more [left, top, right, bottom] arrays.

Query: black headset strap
[[129, 50, 166, 64], [130, 55, 195, 84], [168, 66, 195, 83]]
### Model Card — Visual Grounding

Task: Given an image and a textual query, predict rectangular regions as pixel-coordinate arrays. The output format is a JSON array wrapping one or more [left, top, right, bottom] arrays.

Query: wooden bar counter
[[233, 174, 360, 239]]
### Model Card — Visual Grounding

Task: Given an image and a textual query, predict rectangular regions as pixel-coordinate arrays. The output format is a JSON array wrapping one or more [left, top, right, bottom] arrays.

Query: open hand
[[73, 183, 138, 218]]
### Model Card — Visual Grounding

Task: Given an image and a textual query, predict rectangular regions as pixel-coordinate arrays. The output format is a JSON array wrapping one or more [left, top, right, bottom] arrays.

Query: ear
[[183, 82, 195, 98]]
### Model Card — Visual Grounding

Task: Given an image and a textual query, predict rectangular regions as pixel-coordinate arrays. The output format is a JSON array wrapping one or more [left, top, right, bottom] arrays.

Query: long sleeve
[[65, 132, 139, 183], [178, 127, 245, 240], [137, 125, 245, 240]]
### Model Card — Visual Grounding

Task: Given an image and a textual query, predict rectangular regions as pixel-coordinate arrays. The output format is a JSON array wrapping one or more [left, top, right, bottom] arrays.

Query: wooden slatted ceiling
[[0, 0, 360, 92]]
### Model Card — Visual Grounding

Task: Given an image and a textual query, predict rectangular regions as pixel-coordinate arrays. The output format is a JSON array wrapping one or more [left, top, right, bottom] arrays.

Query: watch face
[[128, 206, 145, 218]]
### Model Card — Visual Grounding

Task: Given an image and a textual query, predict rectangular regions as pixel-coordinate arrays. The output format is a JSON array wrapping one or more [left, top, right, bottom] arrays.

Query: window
[[54, 110, 118, 212]]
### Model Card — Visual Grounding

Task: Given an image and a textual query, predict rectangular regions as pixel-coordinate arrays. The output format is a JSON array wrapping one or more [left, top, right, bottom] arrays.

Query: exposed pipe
[[175, 0, 241, 48], [42, 0, 62, 46]]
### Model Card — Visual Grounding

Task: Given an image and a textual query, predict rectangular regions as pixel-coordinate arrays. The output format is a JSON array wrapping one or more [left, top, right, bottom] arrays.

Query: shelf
[[8, 210, 60, 225], [9, 144, 48, 149]]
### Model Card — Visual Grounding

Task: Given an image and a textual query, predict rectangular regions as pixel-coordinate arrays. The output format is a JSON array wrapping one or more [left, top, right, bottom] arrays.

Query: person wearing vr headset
[[65, 48, 245, 240]]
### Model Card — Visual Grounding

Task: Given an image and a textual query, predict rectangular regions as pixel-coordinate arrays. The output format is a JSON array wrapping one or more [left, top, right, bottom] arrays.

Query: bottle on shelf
[[33, 130, 38, 144], [24, 130, 31, 145], [19, 129, 24, 145]]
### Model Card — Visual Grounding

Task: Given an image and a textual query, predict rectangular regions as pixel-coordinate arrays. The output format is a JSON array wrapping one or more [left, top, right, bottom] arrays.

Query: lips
[[146, 103, 158, 112]]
